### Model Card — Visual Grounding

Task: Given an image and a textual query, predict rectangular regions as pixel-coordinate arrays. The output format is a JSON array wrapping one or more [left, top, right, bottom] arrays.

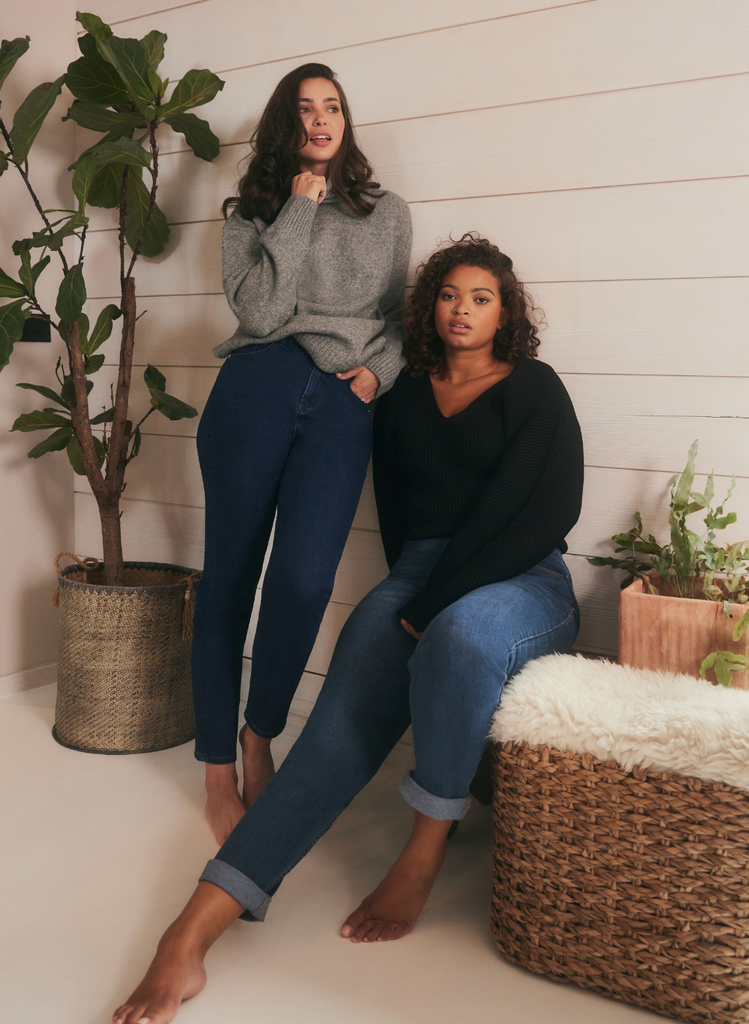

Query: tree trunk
[[99, 502, 125, 586]]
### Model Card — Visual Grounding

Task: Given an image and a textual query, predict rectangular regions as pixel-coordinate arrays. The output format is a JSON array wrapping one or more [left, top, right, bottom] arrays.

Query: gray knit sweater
[[215, 187, 413, 395]]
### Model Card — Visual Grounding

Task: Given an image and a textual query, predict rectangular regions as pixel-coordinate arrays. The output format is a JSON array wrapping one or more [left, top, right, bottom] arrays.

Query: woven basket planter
[[491, 741, 749, 1023], [53, 556, 200, 754]]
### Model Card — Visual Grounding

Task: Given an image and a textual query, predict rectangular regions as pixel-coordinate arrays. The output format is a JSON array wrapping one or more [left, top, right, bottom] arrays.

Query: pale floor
[[0, 684, 668, 1024]]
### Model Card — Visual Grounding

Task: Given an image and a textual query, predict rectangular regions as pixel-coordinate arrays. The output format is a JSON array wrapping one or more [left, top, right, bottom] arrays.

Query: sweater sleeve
[[362, 196, 412, 396], [400, 381, 584, 632], [372, 386, 410, 568], [221, 196, 318, 339]]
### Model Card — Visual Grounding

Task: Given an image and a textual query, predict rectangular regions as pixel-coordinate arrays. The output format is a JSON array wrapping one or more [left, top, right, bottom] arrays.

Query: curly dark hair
[[404, 233, 544, 376], [222, 63, 380, 223]]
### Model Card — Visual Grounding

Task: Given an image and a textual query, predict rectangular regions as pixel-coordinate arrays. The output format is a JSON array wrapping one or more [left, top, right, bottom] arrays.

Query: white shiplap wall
[[77, 0, 749, 729]]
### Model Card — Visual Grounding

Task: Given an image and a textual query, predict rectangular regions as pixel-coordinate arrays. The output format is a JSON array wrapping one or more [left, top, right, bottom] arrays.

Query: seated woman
[[113, 233, 584, 1024]]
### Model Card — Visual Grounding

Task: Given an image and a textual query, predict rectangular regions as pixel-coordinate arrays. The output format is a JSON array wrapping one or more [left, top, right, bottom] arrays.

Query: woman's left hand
[[336, 365, 379, 404], [400, 618, 422, 641]]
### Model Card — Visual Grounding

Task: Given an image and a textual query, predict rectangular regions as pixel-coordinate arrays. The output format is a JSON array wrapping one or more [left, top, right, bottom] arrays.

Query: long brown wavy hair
[[222, 63, 380, 223], [404, 233, 544, 376]]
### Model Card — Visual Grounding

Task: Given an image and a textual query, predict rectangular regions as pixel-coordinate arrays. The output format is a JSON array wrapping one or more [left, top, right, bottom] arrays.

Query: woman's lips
[[310, 135, 332, 147], [449, 322, 471, 332]]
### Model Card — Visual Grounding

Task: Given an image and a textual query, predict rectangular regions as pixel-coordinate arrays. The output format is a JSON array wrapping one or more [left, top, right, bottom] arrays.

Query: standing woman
[[193, 63, 412, 843]]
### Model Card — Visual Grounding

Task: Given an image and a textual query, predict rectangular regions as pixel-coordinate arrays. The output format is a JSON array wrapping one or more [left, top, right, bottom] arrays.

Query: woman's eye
[[475, 297, 489, 304], [327, 106, 339, 113]]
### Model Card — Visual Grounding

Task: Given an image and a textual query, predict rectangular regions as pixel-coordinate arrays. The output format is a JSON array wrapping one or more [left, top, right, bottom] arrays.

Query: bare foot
[[204, 763, 246, 846], [112, 923, 207, 1024], [341, 813, 453, 943], [240, 724, 275, 807], [113, 882, 243, 1024]]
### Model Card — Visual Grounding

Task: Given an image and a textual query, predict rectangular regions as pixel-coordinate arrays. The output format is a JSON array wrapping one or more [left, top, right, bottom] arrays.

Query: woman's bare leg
[[240, 725, 276, 807], [204, 763, 247, 846], [340, 811, 453, 943], [112, 881, 244, 1024]]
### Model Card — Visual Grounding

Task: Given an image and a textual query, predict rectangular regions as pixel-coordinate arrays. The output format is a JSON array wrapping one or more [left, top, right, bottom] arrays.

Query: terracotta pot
[[619, 577, 749, 688]]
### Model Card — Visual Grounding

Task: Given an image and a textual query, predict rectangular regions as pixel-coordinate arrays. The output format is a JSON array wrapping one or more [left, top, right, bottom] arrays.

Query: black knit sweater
[[372, 358, 584, 632]]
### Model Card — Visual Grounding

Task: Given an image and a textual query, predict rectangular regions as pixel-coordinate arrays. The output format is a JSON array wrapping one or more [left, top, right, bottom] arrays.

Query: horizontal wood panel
[[73, 374, 749, 515], [100, 0, 749, 147], [90, 278, 749, 378], [89, 0, 569, 64], [83, 73, 749, 236], [82, 177, 749, 300], [74, 492, 387, 606]]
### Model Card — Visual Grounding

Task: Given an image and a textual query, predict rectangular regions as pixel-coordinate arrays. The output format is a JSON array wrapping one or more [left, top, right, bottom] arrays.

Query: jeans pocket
[[341, 378, 372, 412]]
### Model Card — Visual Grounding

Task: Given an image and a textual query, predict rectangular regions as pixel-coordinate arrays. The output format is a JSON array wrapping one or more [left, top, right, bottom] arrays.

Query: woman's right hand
[[291, 172, 327, 205]]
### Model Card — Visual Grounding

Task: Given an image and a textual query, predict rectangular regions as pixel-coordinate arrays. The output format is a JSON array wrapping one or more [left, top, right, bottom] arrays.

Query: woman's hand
[[400, 618, 423, 641], [336, 366, 380, 404], [291, 172, 327, 204]]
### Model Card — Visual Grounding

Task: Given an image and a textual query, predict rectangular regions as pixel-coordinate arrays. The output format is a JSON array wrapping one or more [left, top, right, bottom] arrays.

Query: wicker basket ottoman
[[488, 655, 749, 1024]]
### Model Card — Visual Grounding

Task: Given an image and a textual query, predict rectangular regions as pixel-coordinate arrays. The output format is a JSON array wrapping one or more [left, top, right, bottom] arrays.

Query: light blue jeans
[[201, 537, 580, 920]]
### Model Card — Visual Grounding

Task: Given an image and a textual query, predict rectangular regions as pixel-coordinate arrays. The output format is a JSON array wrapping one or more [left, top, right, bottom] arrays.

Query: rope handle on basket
[[180, 570, 203, 640], [52, 551, 101, 607]]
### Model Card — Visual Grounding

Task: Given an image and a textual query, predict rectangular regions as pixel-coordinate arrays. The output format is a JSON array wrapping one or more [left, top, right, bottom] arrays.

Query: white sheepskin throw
[[489, 653, 749, 792]]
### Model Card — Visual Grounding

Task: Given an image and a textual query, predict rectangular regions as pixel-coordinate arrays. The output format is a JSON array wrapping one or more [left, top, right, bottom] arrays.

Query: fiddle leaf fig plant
[[589, 440, 749, 685], [0, 14, 224, 585]]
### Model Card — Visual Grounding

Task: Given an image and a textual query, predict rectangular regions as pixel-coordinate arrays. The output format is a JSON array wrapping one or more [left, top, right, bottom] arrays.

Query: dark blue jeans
[[192, 338, 373, 761], [200, 538, 580, 920]]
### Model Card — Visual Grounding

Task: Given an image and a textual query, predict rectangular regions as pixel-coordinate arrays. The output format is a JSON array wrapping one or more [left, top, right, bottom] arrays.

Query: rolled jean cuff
[[200, 858, 271, 922], [399, 771, 470, 821]]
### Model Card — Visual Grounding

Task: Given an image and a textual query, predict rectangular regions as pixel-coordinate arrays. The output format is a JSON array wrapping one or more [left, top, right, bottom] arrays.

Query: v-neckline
[[427, 361, 519, 420]]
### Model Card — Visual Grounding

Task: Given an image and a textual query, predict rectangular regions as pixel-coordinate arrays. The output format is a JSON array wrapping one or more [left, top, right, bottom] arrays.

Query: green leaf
[[75, 12, 113, 41], [16, 382, 68, 408], [734, 611, 749, 643], [107, 36, 155, 107], [18, 248, 34, 296], [0, 151, 8, 176], [55, 264, 87, 322], [8, 75, 65, 164], [63, 100, 145, 135], [91, 135, 152, 169], [77, 312, 90, 350], [0, 299, 28, 370], [31, 254, 50, 287], [90, 405, 114, 424], [0, 268, 26, 298], [140, 30, 166, 72], [125, 172, 169, 257], [12, 408, 70, 432], [76, 16, 154, 111], [0, 36, 30, 91], [148, 388, 198, 421], [84, 353, 105, 374], [84, 303, 121, 354], [672, 439, 699, 508], [72, 155, 99, 210], [161, 69, 224, 117], [60, 375, 94, 407], [27, 425, 74, 459], [66, 46, 132, 106], [164, 111, 220, 161], [700, 649, 749, 688], [87, 161, 126, 208], [143, 363, 166, 391], [131, 424, 142, 458], [67, 433, 105, 475]]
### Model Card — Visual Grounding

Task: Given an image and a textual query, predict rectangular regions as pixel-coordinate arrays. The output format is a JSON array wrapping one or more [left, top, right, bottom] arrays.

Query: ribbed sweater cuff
[[365, 347, 406, 397], [274, 194, 318, 236]]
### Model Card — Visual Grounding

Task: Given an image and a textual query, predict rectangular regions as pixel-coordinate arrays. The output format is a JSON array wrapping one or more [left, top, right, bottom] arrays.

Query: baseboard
[[0, 661, 57, 698]]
